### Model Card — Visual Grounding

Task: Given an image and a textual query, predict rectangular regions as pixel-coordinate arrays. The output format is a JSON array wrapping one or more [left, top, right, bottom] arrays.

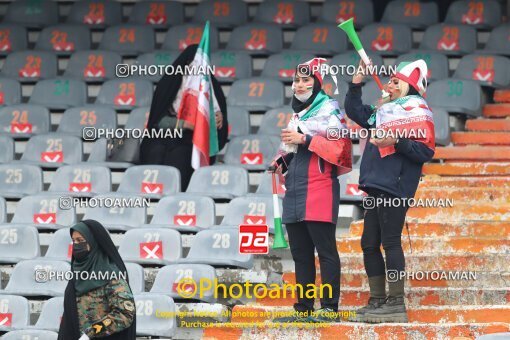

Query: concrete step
[[405, 203, 510, 222], [434, 146, 510, 161], [422, 163, 510, 176], [465, 119, 510, 132], [451, 132, 510, 145], [415, 187, 510, 203], [493, 89, 510, 103], [483, 104, 510, 117]]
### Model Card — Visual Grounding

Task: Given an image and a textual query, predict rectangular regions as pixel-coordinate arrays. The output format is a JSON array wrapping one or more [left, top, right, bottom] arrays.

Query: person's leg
[[139, 139, 166, 164], [163, 143, 193, 191]]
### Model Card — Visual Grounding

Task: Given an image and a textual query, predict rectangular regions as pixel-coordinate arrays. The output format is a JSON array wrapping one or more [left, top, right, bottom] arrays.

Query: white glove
[[78, 334, 90, 340]]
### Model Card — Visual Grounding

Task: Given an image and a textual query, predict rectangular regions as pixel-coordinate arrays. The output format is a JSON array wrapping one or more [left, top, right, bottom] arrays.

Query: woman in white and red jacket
[[271, 58, 352, 323]]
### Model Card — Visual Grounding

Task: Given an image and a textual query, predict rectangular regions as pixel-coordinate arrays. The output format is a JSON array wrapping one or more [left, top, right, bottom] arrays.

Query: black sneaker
[[272, 310, 313, 323], [308, 308, 338, 323], [348, 297, 386, 322], [364, 296, 408, 323]]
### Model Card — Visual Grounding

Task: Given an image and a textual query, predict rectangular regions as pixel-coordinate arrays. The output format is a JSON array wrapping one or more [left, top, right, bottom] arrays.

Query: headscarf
[[291, 74, 322, 113]]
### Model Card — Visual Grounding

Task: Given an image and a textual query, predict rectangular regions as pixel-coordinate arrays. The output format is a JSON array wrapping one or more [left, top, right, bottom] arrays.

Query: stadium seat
[[4, 0, 58, 29], [359, 23, 412, 56], [30, 296, 63, 332], [360, 78, 390, 106], [329, 52, 385, 83], [64, 50, 122, 82], [193, 0, 248, 29], [432, 107, 451, 146], [226, 106, 251, 138], [134, 294, 176, 337], [0, 224, 39, 263], [395, 51, 449, 82], [57, 105, 117, 137], [211, 50, 252, 82], [224, 135, 280, 170], [82, 194, 147, 231], [119, 228, 182, 265], [320, 0, 374, 27], [0, 164, 43, 199], [178, 228, 253, 268], [420, 24, 477, 56], [1, 51, 58, 82], [29, 78, 87, 110], [67, 0, 122, 28], [290, 24, 348, 56], [3, 330, 58, 340], [128, 1, 184, 29], [255, 172, 286, 195], [0, 135, 14, 163], [261, 51, 315, 83], [136, 51, 178, 82], [382, 0, 439, 28], [20, 134, 83, 168], [99, 25, 155, 56], [226, 24, 283, 55], [126, 262, 145, 294], [35, 25, 91, 56], [257, 105, 293, 136], [0, 197, 5, 223], [150, 264, 217, 303], [48, 164, 112, 196], [0, 295, 30, 332], [3, 259, 70, 296], [95, 79, 153, 109], [453, 54, 510, 88], [339, 168, 364, 202], [12, 194, 77, 230], [186, 165, 249, 199], [86, 138, 137, 169], [0, 104, 50, 139], [254, 0, 311, 28], [321, 77, 349, 109], [0, 78, 21, 106], [44, 228, 73, 261], [125, 107, 150, 130], [162, 24, 220, 52], [0, 24, 27, 55], [427, 78, 483, 116], [483, 24, 510, 55], [117, 165, 180, 198], [445, 0, 501, 29], [221, 194, 282, 234], [149, 194, 216, 232], [227, 77, 285, 111]]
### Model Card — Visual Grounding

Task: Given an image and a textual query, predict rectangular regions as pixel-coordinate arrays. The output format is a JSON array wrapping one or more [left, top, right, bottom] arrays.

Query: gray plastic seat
[[67, 0, 122, 28], [4, 259, 70, 296], [3, 330, 58, 340], [211, 50, 252, 82], [339, 168, 364, 202], [224, 134, 280, 170], [179, 228, 253, 268], [29, 78, 87, 110], [0, 104, 50, 139], [4, 0, 58, 29], [420, 24, 477, 56], [119, 228, 182, 265], [427, 78, 482, 116], [95, 79, 153, 109], [31, 296, 64, 331], [82, 194, 147, 231], [0, 224, 40, 263], [126, 262, 145, 294], [255, 0, 310, 28], [193, 0, 247, 29], [483, 24, 510, 55], [477, 333, 510, 340], [360, 78, 390, 106], [57, 105, 117, 137], [395, 51, 449, 82], [44, 228, 73, 261], [258, 106, 292, 136], [431, 107, 451, 146], [226, 24, 283, 55], [445, 0, 501, 29], [227, 77, 285, 111], [261, 52, 315, 82], [20, 134, 83, 168], [0, 295, 29, 331], [320, 0, 373, 27], [0, 197, 5, 223], [290, 24, 348, 56], [330, 51, 385, 83], [136, 51, 179, 82], [186, 165, 249, 199], [12, 195, 77, 230], [86, 138, 136, 169], [64, 50, 122, 82], [150, 264, 217, 303], [129, 1, 184, 28], [35, 25, 91, 56], [0, 164, 43, 199], [0, 135, 14, 163], [227, 106, 251, 138], [382, 0, 439, 29], [99, 25, 155, 56], [134, 293, 176, 337], [125, 107, 150, 130], [0, 24, 27, 55], [360, 23, 412, 56], [453, 54, 510, 88], [162, 24, 219, 52], [117, 165, 180, 198], [0, 78, 21, 106], [149, 194, 216, 232], [48, 164, 112, 196], [1, 51, 58, 81], [255, 172, 286, 195]]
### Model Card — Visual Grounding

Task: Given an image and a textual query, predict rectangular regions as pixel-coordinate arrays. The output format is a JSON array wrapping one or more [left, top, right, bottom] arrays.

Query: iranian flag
[[175, 21, 219, 169]]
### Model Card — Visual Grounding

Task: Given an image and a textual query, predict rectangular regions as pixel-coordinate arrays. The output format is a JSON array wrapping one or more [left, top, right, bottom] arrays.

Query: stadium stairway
[[202, 92, 510, 338]]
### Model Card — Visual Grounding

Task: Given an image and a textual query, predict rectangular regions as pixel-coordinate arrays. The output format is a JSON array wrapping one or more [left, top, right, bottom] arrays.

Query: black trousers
[[286, 221, 340, 313], [361, 189, 408, 277]]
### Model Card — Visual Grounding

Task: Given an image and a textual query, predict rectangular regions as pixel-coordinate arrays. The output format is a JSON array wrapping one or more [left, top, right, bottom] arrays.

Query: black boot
[[364, 278, 408, 323], [349, 275, 386, 322]]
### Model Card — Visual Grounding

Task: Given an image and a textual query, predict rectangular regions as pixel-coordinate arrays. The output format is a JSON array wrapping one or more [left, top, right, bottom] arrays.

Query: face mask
[[73, 242, 89, 260], [294, 90, 313, 102]]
